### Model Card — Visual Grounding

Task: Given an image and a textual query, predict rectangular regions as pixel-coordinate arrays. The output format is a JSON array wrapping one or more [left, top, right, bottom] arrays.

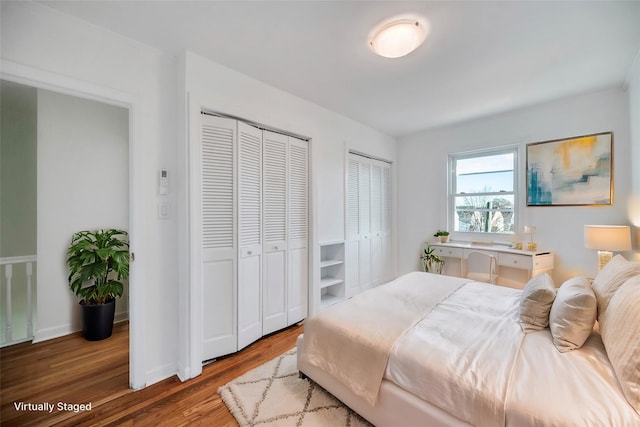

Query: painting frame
[[526, 132, 613, 206]]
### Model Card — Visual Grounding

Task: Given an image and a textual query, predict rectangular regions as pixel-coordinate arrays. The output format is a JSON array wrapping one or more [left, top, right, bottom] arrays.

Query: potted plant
[[421, 244, 445, 274], [66, 229, 130, 341], [434, 229, 450, 243]]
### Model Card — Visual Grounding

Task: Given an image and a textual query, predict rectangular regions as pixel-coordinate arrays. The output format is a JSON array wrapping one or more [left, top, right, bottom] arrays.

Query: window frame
[[448, 146, 519, 238]]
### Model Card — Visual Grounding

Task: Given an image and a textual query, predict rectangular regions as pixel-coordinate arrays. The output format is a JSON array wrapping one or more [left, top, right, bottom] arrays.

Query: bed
[[297, 258, 640, 427]]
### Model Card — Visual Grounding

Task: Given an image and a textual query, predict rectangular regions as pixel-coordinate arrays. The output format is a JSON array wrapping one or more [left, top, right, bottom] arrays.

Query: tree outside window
[[449, 149, 517, 235]]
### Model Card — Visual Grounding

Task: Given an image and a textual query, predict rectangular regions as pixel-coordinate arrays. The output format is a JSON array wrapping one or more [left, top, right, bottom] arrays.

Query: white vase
[[424, 259, 444, 274]]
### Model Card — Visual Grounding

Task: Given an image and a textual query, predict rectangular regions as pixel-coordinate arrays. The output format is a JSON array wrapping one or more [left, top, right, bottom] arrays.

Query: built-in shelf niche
[[320, 241, 345, 310]]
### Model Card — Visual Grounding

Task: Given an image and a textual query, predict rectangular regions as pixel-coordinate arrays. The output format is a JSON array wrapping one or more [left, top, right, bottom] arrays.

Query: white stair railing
[[1, 255, 37, 346]]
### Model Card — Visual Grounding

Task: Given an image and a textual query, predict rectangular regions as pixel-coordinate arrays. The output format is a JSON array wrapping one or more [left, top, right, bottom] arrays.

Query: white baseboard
[[115, 311, 129, 323], [33, 323, 78, 343], [145, 362, 178, 387], [33, 312, 129, 343], [176, 361, 193, 382]]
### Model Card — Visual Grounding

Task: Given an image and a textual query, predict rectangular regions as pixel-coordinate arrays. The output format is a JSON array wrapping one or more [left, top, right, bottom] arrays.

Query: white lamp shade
[[369, 19, 428, 58], [584, 225, 632, 251]]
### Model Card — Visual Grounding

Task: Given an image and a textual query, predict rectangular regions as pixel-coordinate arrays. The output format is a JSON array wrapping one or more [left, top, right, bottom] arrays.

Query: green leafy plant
[[67, 229, 130, 305], [433, 229, 450, 237], [420, 244, 444, 273]]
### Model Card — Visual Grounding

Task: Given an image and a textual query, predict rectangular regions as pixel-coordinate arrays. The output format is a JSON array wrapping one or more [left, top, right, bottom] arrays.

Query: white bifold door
[[346, 153, 392, 298], [261, 131, 309, 335], [261, 131, 288, 335], [199, 115, 309, 361], [237, 122, 263, 349], [201, 115, 237, 359], [286, 138, 309, 325]]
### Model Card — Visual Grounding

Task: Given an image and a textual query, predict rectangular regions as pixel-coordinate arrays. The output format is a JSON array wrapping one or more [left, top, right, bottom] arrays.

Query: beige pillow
[[599, 275, 640, 414], [592, 255, 640, 318], [519, 273, 556, 333], [549, 277, 597, 352]]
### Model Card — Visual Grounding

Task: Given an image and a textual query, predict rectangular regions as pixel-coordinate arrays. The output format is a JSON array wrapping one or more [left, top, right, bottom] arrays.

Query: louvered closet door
[[381, 163, 393, 282], [347, 153, 393, 295], [201, 115, 237, 360], [287, 137, 308, 324], [370, 160, 384, 286], [237, 122, 262, 350], [358, 160, 372, 290], [262, 131, 287, 335], [346, 156, 360, 298]]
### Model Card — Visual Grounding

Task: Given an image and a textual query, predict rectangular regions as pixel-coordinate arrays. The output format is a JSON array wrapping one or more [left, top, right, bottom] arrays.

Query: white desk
[[429, 242, 554, 289]]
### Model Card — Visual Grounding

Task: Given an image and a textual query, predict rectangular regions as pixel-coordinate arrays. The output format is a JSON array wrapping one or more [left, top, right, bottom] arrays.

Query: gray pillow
[[519, 273, 556, 333], [549, 277, 597, 352]]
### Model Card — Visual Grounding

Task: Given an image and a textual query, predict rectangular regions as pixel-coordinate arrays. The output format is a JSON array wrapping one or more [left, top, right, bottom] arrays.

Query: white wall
[[627, 49, 640, 253], [36, 89, 129, 340], [2, 1, 179, 387], [398, 88, 633, 283]]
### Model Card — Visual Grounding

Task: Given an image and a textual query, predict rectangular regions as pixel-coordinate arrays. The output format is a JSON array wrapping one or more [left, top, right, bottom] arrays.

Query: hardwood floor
[[1, 321, 303, 426]]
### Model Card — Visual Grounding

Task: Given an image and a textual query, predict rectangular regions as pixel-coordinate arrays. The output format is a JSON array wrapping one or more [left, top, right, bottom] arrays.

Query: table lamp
[[584, 225, 632, 271]]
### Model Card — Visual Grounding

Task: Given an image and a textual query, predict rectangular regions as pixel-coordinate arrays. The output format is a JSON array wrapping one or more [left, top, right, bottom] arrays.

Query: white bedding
[[299, 272, 467, 405], [385, 281, 523, 426], [506, 330, 640, 426], [300, 272, 640, 427], [384, 278, 640, 426]]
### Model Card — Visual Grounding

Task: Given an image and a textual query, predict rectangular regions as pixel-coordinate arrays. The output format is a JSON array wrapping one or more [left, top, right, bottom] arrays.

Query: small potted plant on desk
[[421, 244, 445, 274], [66, 229, 130, 341], [434, 229, 450, 243]]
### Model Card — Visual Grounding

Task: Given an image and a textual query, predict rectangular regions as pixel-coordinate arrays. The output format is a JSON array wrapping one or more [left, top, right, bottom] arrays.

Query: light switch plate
[[158, 202, 170, 219]]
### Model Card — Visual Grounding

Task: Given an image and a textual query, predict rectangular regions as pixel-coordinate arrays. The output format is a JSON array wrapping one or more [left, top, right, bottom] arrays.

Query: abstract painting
[[526, 132, 612, 206]]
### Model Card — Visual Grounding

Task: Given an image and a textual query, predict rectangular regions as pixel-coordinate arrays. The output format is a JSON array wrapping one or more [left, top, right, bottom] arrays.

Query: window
[[449, 148, 517, 234]]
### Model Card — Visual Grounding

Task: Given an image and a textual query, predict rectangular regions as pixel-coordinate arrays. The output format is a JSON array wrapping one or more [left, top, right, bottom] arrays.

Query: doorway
[[0, 72, 141, 388], [1, 78, 129, 344]]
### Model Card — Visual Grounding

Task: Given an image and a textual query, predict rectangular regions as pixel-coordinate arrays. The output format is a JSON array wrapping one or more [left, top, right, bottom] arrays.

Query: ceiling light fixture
[[369, 17, 429, 59]]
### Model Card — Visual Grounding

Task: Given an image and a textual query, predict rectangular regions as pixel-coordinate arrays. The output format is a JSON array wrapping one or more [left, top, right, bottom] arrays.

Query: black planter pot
[[81, 299, 116, 341]]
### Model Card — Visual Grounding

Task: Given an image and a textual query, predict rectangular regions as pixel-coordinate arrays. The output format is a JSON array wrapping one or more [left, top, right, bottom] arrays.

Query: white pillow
[[519, 273, 556, 333], [599, 275, 640, 414], [549, 277, 597, 352], [592, 255, 640, 318]]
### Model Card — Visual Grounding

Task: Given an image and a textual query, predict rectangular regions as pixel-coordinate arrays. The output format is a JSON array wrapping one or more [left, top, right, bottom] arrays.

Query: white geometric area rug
[[218, 348, 372, 427]]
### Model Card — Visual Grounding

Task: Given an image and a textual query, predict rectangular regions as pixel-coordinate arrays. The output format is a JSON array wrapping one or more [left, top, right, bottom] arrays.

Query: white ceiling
[[39, 1, 640, 137]]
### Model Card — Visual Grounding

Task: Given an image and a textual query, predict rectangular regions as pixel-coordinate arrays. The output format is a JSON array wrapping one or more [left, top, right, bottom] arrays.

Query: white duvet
[[386, 281, 523, 426], [299, 272, 467, 406], [385, 279, 640, 427]]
